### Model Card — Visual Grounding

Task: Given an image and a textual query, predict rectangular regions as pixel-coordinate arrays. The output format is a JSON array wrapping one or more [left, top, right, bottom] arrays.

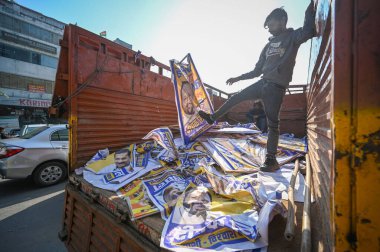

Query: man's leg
[[261, 82, 286, 172], [199, 80, 265, 124]]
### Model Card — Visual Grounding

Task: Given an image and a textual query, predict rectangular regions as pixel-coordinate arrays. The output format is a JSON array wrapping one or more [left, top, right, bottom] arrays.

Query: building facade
[[0, 0, 65, 130]]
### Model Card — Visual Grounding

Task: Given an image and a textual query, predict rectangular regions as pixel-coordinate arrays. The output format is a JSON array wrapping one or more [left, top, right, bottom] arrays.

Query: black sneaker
[[260, 156, 280, 172], [198, 111, 215, 125]]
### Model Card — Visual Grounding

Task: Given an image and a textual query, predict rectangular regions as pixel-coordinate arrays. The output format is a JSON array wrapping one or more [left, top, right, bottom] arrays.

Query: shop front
[[0, 87, 52, 131]]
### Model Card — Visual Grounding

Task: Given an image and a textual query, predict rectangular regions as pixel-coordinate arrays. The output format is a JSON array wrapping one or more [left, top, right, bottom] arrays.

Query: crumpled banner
[[83, 144, 162, 191], [143, 127, 178, 160], [85, 145, 134, 174], [85, 148, 109, 166], [117, 180, 159, 220], [199, 159, 259, 204], [170, 54, 214, 144], [160, 182, 275, 251], [249, 134, 307, 153], [143, 170, 191, 220], [204, 138, 302, 173], [83, 158, 161, 191]]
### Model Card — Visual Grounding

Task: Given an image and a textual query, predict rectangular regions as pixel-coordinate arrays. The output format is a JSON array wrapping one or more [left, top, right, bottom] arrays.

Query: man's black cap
[[264, 7, 288, 28]]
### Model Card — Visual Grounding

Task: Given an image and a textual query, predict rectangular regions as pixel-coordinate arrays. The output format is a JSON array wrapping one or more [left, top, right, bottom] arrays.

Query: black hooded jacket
[[239, 3, 316, 87]]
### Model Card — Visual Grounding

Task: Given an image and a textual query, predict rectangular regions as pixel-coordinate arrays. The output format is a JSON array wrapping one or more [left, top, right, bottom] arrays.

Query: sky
[[17, 0, 312, 93]]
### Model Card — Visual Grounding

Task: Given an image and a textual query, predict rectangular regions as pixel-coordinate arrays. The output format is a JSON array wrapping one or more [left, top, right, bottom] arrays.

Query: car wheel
[[33, 161, 67, 186]]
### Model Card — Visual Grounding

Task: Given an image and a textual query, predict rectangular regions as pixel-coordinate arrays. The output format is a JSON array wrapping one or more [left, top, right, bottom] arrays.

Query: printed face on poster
[[170, 54, 214, 144]]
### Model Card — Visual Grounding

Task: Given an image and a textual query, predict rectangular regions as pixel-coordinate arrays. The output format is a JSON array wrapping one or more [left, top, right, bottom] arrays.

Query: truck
[[52, 0, 379, 251]]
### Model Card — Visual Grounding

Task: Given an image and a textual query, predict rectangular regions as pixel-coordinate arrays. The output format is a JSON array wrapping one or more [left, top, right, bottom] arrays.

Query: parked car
[[19, 124, 52, 136], [0, 124, 69, 186]]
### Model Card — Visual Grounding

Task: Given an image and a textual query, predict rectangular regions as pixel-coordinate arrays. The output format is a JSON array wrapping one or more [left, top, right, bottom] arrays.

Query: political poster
[[170, 54, 214, 144], [85, 148, 109, 166], [200, 160, 259, 204], [83, 145, 162, 191], [85, 145, 134, 174], [160, 182, 271, 251], [143, 127, 178, 160], [143, 170, 191, 220], [204, 138, 301, 173], [117, 180, 159, 220]]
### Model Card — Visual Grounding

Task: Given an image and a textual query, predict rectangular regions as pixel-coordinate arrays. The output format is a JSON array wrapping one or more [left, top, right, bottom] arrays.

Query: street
[[0, 178, 67, 252]]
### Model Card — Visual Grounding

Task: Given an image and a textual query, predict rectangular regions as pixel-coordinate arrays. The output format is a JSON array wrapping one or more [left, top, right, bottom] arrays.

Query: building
[[0, 0, 65, 130]]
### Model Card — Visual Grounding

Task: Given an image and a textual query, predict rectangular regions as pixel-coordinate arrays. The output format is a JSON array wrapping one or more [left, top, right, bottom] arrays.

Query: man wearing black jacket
[[199, 2, 316, 172]]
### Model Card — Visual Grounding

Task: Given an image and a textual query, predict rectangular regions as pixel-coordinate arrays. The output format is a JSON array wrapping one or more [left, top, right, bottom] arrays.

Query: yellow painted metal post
[[332, 0, 355, 251], [333, 0, 380, 251], [351, 0, 380, 250]]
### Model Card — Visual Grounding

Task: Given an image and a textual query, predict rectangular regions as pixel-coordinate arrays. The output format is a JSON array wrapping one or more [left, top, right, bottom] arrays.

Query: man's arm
[[293, 1, 317, 45], [226, 45, 267, 85]]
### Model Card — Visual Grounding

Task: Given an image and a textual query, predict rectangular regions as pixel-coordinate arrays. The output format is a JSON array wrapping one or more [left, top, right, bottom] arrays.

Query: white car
[[20, 124, 58, 136], [0, 124, 68, 186]]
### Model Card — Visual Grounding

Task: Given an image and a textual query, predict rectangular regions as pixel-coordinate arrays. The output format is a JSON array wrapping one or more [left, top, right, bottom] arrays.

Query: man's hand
[[226, 77, 240, 86]]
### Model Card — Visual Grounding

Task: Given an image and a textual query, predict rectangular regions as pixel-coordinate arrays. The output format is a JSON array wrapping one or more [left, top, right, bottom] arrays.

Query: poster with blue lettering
[[170, 54, 214, 144], [143, 170, 191, 220], [160, 182, 272, 251], [204, 138, 301, 174]]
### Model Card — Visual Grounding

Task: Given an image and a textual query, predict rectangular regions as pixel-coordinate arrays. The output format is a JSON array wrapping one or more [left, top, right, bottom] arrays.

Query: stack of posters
[[204, 138, 301, 173]]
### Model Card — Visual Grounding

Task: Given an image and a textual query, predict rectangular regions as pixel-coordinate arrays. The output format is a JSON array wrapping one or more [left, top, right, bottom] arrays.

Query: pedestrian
[[199, 1, 316, 172]]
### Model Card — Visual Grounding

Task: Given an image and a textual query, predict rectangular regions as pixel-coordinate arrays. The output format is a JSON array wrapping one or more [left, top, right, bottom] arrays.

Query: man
[[114, 149, 134, 173], [182, 187, 211, 224], [181, 81, 198, 123], [199, 2, 316, 172], [163, 186, 183, 208]]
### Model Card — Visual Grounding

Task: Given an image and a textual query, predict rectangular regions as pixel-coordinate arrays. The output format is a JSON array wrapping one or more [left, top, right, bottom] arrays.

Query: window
[[0, 42, 58, 68], [50, 129, 68, 141], [0, 13, 62, 45], [41, 54, 58, 68], [31, 52, 41, 64], [0, 72, 54, 93], [20, 126, 48, 139]]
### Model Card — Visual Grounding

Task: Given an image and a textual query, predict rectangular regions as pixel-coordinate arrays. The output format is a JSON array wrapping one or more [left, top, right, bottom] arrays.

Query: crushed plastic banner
[[85, 145, 134, 174], [143, 170, 191, 220], [117, 180, 159, 220], [143, 127, 178, 161], [83, 144, 162, 191], [204, 138, 301, 173], [170, 54, 214, 144], [199, 159, 259, 204], [160, 182, 273, 251]]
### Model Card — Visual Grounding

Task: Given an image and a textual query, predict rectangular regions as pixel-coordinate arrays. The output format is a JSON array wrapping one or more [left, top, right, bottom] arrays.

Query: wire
[[53, 53, 139, 108]]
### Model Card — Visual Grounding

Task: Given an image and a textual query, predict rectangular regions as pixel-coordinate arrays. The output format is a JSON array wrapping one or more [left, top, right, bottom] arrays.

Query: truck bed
[[61, 173, 305, 251]]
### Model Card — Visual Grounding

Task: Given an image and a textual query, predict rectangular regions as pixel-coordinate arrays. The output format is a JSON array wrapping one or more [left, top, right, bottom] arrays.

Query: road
[[0, 178, 67, 252]]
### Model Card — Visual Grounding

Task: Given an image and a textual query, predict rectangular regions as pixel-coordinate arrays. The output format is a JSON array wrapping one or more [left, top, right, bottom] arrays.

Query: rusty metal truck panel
[[63, 184, 163, 252], [54, 25, 178, 168], [307, 0, 333, 250]]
